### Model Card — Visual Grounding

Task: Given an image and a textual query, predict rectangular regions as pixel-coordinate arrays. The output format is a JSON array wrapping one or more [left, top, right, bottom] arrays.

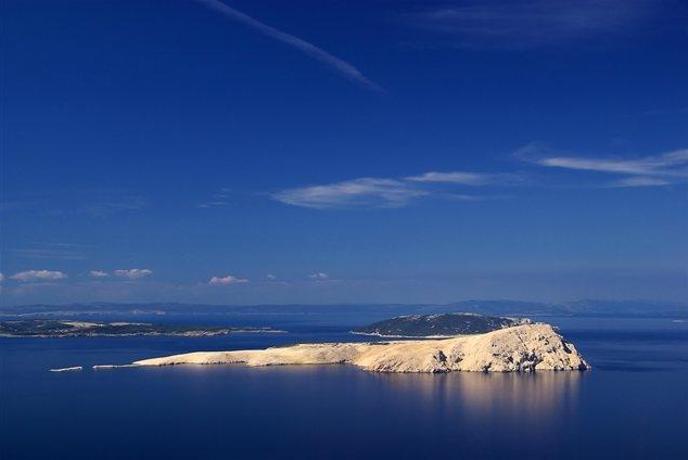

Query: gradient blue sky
[[2, 0, 687, 305]]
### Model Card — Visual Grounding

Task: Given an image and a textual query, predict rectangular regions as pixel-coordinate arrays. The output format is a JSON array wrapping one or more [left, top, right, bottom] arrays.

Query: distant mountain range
[[1, 299, 686, 321]]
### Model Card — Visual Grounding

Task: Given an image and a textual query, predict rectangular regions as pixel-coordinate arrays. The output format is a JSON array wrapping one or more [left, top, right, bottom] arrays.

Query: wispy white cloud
[[114, 268, 153, 280], [413, 0, 654, 48], [198, 201, 229, 209], [89, 270, 110, 278], [1, 190, 147, 218], [10, 244, 87, 261], [272, 177, 428, 209], [406, 171, 515, 185], [0, 273, 4, 282], [271, 169, 517, 209], [440, 193, 492, 202], [209, 274, 249, 286], [198, 188, 233, 209], [79, 195, 147, 217], [519, 143, 688, 187], [309, 272, 329, 280], [194, 0, 382, 91], [266, 274, 277, 281], [533, 150, 688, 176], [10, 270, 68, 282], [406, 171, 488, 185], [608, 177, 672, 188]]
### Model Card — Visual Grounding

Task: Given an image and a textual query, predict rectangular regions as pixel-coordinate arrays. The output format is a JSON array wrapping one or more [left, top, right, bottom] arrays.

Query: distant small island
[[0, 319, 283, 338], [352, 313, 531, 338]]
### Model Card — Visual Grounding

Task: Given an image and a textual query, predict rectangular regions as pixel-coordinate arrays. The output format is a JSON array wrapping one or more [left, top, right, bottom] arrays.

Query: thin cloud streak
[[519, 144, 688, 187], [535, 151, 688, 177], [406, 171, 522, 186], [0, 191, 147, 218], [608, 177, 672, 188], [406, 171, 494, 185], [272, 177, 428, 209], [194, 0, 382, 91], [271, 169, 520, 209], [9, 243, 88, 261], [413, 0, 653, 48]]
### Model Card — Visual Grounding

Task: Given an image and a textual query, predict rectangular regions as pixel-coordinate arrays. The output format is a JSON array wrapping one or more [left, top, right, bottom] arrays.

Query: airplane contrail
[[194, 0, 383, 92]]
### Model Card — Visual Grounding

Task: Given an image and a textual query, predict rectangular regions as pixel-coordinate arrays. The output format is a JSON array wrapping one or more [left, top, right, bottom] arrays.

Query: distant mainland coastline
[[0, 319, 284, 338]]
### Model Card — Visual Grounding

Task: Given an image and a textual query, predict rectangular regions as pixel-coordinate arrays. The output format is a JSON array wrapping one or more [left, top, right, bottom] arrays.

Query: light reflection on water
[[374, 370, 582, 418]]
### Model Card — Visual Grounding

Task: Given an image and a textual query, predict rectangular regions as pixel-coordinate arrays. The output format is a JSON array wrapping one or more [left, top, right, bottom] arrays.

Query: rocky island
[[0, 319, 281, 338], [102, 317, 589, 373]]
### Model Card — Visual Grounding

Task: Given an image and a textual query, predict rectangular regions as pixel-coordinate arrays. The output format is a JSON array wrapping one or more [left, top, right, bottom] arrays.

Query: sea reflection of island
[[378, 371, 584, 429]]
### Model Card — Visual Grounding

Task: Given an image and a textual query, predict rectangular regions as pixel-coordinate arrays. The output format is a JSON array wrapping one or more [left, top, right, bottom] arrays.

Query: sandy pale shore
[[122, 323, 588, 373]]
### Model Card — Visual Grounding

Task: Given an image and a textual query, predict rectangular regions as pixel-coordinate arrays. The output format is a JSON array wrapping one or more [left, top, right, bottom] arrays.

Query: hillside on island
[[352, 313, 532, 337]]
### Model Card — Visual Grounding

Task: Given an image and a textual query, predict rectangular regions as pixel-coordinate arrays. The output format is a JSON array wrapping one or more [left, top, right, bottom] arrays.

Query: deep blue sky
[[2, 0, 687, 305]]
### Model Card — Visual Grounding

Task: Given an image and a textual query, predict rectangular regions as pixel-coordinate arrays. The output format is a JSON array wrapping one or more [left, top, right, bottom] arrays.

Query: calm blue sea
[[1, 316, 687, 459]]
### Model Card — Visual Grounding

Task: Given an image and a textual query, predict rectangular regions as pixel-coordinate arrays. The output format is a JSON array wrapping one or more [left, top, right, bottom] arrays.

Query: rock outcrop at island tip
[[131, 323, 588, 373]]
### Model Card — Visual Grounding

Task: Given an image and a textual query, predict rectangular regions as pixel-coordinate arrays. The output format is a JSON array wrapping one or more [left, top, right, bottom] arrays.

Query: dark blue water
[[2, 317, 687, 459]]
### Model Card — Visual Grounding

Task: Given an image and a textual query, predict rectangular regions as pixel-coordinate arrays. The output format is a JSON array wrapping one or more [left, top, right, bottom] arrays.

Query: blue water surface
[[1, 316, 687, 459]]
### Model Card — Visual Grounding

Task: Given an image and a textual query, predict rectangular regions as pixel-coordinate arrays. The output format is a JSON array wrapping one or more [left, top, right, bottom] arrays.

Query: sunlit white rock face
[[131, 323, 588, 373]]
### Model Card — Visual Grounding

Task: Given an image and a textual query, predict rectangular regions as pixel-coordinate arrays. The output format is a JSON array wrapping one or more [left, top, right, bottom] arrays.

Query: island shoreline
[[91, 323, 589, 374]]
